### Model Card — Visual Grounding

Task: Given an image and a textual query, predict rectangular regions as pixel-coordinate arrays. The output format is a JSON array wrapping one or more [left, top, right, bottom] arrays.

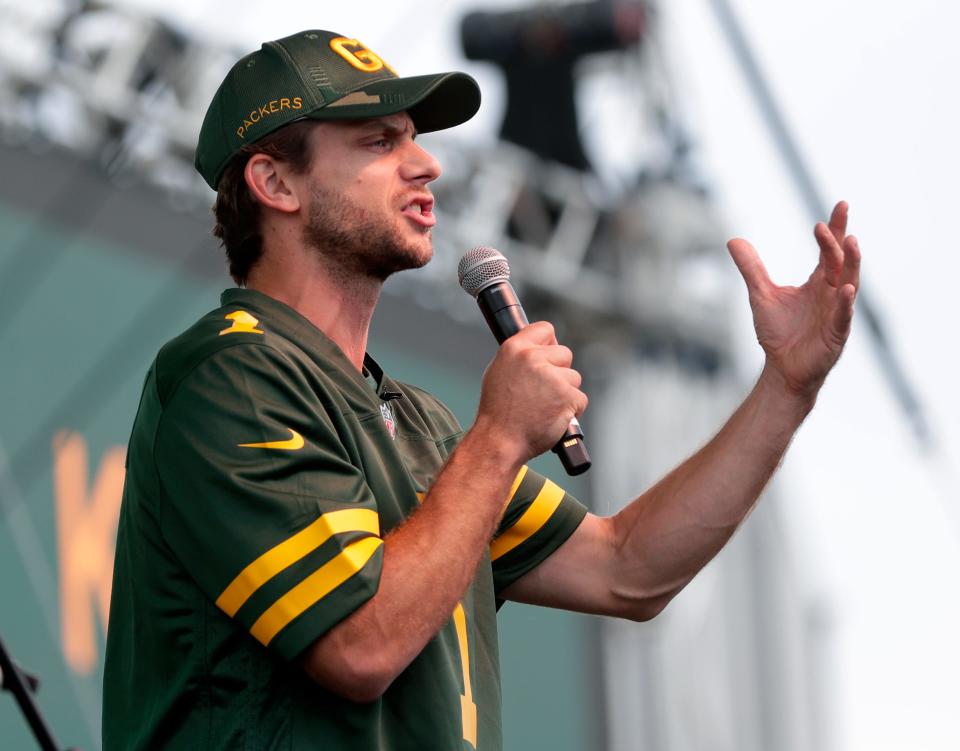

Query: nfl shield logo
[[380, 402, 396, 440]]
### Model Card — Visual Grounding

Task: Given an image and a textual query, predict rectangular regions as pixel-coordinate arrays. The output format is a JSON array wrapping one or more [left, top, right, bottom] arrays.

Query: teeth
[[404, 201, 429, 215]]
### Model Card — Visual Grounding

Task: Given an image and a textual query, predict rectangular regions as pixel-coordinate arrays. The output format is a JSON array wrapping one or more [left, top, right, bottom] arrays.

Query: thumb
[[514, 321, 558, 346], [727, 238, 773, 296]]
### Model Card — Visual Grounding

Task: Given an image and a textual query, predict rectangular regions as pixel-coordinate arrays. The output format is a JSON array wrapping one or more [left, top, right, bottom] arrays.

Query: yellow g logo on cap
[[330, 37, 395, 73]]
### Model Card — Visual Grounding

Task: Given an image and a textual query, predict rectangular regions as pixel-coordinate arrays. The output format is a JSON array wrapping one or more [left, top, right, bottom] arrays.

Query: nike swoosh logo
[[238, 428, 305, 451]]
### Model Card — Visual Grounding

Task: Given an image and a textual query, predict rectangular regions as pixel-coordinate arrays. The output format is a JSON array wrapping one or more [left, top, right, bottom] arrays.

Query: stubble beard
[[302, 183, 432, 284]]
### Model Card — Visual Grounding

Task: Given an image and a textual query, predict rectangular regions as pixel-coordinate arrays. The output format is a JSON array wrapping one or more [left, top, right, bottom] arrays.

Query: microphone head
[[458, 246, 511, 298]]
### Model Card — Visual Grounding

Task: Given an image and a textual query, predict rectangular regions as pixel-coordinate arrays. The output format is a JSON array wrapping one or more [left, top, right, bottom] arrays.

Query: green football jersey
[[103, 288, 587, 750]]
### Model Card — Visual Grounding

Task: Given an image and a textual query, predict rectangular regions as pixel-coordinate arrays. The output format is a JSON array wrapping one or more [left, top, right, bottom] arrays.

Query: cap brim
[[306, 72, 481, 133]]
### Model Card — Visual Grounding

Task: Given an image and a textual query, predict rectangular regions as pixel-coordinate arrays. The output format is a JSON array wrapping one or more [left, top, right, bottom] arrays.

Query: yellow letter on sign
[[53, 431, 125, 674]]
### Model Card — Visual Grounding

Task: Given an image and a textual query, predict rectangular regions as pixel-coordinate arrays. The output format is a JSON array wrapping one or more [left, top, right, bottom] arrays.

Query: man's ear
[[244, 154, 302, 214]]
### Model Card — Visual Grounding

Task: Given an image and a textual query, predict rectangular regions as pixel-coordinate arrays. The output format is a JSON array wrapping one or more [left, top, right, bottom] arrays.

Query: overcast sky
[[104, 1, 960, 748], [657, 4, 960, 750]]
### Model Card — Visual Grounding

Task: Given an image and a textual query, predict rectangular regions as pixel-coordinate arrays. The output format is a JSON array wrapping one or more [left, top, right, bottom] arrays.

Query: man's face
[[299, 113, 442, 281]]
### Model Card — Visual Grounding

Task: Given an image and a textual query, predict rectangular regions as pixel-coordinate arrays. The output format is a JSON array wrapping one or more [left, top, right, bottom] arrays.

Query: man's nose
[[401, 139, 442, 184]]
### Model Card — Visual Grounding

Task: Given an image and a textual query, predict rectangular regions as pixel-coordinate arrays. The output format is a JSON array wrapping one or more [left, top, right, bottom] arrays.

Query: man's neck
[[246, 261, 381, 372]]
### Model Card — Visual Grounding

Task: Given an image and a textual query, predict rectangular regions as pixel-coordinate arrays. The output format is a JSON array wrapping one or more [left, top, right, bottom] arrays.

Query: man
[[103, 29, 860, 750]]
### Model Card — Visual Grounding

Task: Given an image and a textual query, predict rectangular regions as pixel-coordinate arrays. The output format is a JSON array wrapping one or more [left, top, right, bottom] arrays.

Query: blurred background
[[1, 1, 958, 749]]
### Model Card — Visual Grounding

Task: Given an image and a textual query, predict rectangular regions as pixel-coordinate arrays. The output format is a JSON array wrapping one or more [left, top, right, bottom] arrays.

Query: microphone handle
[[477, 282, 591, 476]]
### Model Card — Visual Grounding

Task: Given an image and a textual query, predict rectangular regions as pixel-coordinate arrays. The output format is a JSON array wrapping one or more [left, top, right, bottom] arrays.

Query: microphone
[[458, 246, 591, 476]]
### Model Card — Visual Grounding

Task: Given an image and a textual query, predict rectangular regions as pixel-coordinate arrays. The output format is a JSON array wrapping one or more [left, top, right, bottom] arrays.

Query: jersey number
[[452, 602, 477, 748]]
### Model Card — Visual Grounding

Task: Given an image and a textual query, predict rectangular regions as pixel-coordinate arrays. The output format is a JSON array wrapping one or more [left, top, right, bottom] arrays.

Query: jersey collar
[[219, 287, 402, 411]]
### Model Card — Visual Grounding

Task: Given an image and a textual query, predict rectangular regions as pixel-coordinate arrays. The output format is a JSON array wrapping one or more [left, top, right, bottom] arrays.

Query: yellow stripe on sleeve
[[415, 465, 526, 509], [249, 536, 383, 646], [216, 508, 380, 617], [490, 478, 565, 561], [504, 465, 528, 509]]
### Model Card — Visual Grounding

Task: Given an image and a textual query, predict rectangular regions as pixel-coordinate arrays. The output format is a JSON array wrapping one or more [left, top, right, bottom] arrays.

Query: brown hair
[[212, 120, 316, 285]]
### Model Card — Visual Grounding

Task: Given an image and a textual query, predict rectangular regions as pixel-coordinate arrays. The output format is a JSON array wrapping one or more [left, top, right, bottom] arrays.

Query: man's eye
[[370, 138, 390, 149]]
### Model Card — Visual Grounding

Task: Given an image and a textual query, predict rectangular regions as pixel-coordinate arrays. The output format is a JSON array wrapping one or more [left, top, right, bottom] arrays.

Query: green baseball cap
[[195, 29, 481, 190]]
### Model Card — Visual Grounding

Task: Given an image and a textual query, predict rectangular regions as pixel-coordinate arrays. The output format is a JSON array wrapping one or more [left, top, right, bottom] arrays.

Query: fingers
[[504, 323, 571, 366], [572, 388, 589, 418], [820, 201, 854, 288], [481, 321, 587, 459], [500, 324, 577, 380], [814, 222, 844, 286], [831, 282, 857, 342], [842, 234, 861, 290], [509, 332, 583, 401], [543, 344, 574, 368], [516, 320, 557, 346], [727, 238, 773, 296], [558, 366, 583, 389], [828, 200, 848, 246]]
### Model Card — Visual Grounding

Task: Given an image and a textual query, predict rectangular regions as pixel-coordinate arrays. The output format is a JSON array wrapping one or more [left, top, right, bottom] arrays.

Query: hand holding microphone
[[458, 247, 591, 475]]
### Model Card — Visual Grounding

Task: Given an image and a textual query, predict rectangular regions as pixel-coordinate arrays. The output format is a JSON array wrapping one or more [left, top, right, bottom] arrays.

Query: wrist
[[462, 416, 527, 476], [757, 363, 819, 417]]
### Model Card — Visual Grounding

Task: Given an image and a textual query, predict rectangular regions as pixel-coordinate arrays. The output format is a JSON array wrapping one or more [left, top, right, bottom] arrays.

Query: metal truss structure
[[1, 0, 732, 360]]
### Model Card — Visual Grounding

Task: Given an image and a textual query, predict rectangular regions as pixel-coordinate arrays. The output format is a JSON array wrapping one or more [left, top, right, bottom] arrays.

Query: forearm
[[504, 206, 858, 621], [302, 420, 523, 699], [304, 322, 586, 698], [611, 362, 815, 611]]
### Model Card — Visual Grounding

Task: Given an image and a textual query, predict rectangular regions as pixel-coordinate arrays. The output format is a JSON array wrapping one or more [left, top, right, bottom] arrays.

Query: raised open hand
[[727, 201, 861, 396]]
